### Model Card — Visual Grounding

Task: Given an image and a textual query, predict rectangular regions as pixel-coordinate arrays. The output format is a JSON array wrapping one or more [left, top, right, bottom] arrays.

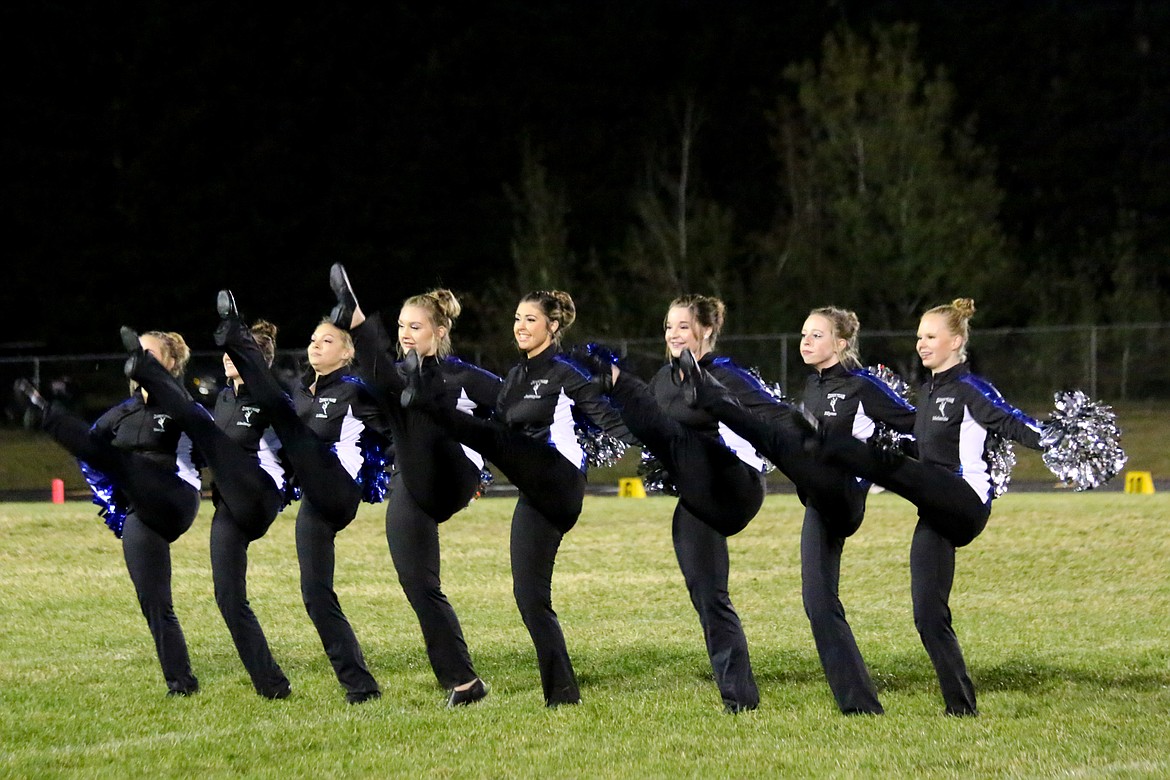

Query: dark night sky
[[4, 1, 1168, 354]]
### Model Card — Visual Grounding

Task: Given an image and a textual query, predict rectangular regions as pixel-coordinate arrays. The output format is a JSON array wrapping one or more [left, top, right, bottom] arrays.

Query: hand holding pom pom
[[1041, 390, 1127, 491]]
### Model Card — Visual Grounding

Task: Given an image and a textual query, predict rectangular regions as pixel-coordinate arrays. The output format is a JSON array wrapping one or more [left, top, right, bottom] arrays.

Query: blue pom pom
[[356, 432, 392, 504], [78, 460, 128, 538]]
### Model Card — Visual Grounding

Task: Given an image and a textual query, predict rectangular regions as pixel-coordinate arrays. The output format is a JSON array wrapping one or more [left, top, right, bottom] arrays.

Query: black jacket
[[648, 353, 787, 472], [497, 348, 633, 470], [214, 382, 290, 493], [915, 363, 1043, 503]]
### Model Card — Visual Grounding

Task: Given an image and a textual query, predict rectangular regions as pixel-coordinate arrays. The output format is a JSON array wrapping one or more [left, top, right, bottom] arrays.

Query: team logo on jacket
[[933, 397, 954, 421], [317, 398, 337, 418], [237, 405, 259, 427], [152, 413, 171, 432], [524, 379, 548, 399], [826, 393, 845, 416]]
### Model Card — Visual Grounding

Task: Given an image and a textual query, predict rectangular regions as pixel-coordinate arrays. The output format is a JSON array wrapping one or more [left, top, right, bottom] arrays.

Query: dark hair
[[250, 320, 278, 367], [519, 290, 576, 346]]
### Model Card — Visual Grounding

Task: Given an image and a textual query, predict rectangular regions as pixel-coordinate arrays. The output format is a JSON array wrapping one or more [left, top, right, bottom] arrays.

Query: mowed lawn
[[1, 491, 1167, 778]]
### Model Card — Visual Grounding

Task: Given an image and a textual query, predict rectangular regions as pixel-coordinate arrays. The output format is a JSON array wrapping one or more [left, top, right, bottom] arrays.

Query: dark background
[[4, 0, 1168, 355]]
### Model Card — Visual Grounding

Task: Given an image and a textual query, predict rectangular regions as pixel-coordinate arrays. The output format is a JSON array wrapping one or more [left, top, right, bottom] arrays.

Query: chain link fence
[[3, 323, 1168, 426]]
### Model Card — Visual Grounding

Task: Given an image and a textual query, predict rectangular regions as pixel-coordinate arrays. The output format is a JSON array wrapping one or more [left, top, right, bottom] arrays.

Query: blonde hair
[[315, 319, 355, 366], [400, 288, 461, 358], [250, 320, 278, 367], [520, 290, 576, 346], [808, 306, 862, 369], [665, 294, 726, 357], [922, 298, 977, 362], [143, 331, 191, 378]]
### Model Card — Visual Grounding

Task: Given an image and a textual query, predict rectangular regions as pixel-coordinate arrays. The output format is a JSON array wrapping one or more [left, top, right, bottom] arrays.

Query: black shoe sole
[[217, 290, 239, 320]]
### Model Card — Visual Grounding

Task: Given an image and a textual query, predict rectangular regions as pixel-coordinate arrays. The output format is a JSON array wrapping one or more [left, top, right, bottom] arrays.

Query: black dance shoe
[[677, 349, 703, 407], [446, 677, 489, 708], [568, 343, 619, 393], [13, 378, 49, 428], [790, 404, 822, 453], [399, 348, 424, 408], [166, 682, 200, 698], [328, 263, 358, 329], [723, 699, 758, 715], [120, 326, 144, 379], [214, 290, 247, 347], [260, 681, 292, 700], [217, 289, 239, 320], [345, 689, 382, 705]]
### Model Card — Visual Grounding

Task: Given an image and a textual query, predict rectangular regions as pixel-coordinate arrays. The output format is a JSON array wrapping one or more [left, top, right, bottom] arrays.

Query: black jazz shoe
[[214, 290, 246, 347], [217, 289, 239, 320], [120, 326, 144, 378], [13, 378, 49, 428], [446, 678, 489, 708], [399, 348, 424, 408], [568, 343, 619, 393], [677, 349, 703, 407], [328, 263, 358, 329], [790, 404, 821, 453], [346, 689, 382, 705]]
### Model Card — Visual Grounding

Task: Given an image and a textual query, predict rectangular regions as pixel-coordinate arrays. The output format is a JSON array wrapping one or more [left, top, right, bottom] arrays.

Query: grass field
[[1, 491, 1167, 778]]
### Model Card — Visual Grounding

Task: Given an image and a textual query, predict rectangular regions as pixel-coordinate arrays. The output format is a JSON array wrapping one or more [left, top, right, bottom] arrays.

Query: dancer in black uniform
[[687, 307, 916, 715], [575, 295, 785, 713], [811, 298, 1044, 716], [406, 289, 633, 707], [16, 330, 202, 697], [215, 291, 390, 704], [122, 320, 293, 699], [329, 265, 500, 706]]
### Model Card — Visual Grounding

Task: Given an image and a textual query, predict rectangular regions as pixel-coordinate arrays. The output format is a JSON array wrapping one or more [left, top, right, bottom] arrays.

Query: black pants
[[823, 436, 986, 714], [121, 508, 200, 695], [698, 392, 883, 712], [385, 472, 478, 689], [435, 409, 585, 533], [128, 353, 290, 695], [822, 436, 990, 547], [910, 520, 977, 715], [700, 393, 867, 537], [801, 506, 883, 714], [43, 405, 201, 693], [511, 494, 580, 706], [610, 374, 764, 536], [210, 501, 290, 697], [223, 329, 377, 697], [296, 497, 380, 697], [672, 503, 760, 711]]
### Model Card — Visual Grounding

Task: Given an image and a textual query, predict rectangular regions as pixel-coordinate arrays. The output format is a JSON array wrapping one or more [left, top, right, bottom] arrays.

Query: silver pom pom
[[864, 364, 915, 456], [744, 366, 789, 404], [864, 364, 913, 402], [986, 434, 1016, 498], [1041, 390, 1128, 491], [576, 422, 629, 469], [637, 450, 678, 496]]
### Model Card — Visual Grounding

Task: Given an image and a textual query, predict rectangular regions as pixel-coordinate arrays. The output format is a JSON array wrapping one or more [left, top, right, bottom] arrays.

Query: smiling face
[[513, 301, 556, 357], [307, 323, 353, 375], [222, 353, 240, 383], [916, 312, 964, 373], [799, 313, 842, 371], [663, 305, 711, 360], [398, 304, 443, 358]]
